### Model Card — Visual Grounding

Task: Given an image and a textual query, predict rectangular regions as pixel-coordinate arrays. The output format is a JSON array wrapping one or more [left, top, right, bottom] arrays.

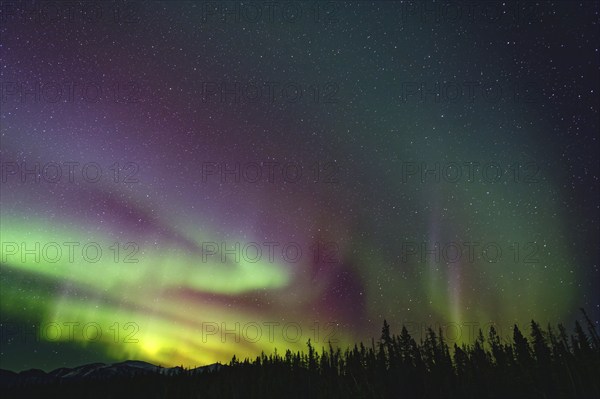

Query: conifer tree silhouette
[[3, 313, 599, 398]]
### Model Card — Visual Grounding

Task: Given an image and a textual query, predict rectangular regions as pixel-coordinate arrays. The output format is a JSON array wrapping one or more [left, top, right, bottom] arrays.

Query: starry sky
[[0, 1, 598, 372]]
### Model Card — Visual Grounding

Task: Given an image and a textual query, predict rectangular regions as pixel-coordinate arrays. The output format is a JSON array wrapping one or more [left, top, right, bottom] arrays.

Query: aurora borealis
[[0, 1, 598, 372]]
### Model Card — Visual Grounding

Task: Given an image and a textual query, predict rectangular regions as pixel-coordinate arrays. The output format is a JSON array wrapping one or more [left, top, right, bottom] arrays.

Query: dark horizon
[[0, 310, 595, 373], [2, 315, 599, 398]]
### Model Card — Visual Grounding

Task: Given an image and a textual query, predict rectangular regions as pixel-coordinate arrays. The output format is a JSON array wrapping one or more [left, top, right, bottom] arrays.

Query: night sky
[[0, 1, 598, 372]]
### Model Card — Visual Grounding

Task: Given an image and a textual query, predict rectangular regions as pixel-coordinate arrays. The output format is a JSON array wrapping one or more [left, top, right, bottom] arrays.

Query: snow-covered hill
[[0, 360, 224, 386]]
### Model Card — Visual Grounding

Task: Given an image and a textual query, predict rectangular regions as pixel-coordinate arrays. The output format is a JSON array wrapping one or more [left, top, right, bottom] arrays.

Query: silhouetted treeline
[[2, 309, 599, 398]]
